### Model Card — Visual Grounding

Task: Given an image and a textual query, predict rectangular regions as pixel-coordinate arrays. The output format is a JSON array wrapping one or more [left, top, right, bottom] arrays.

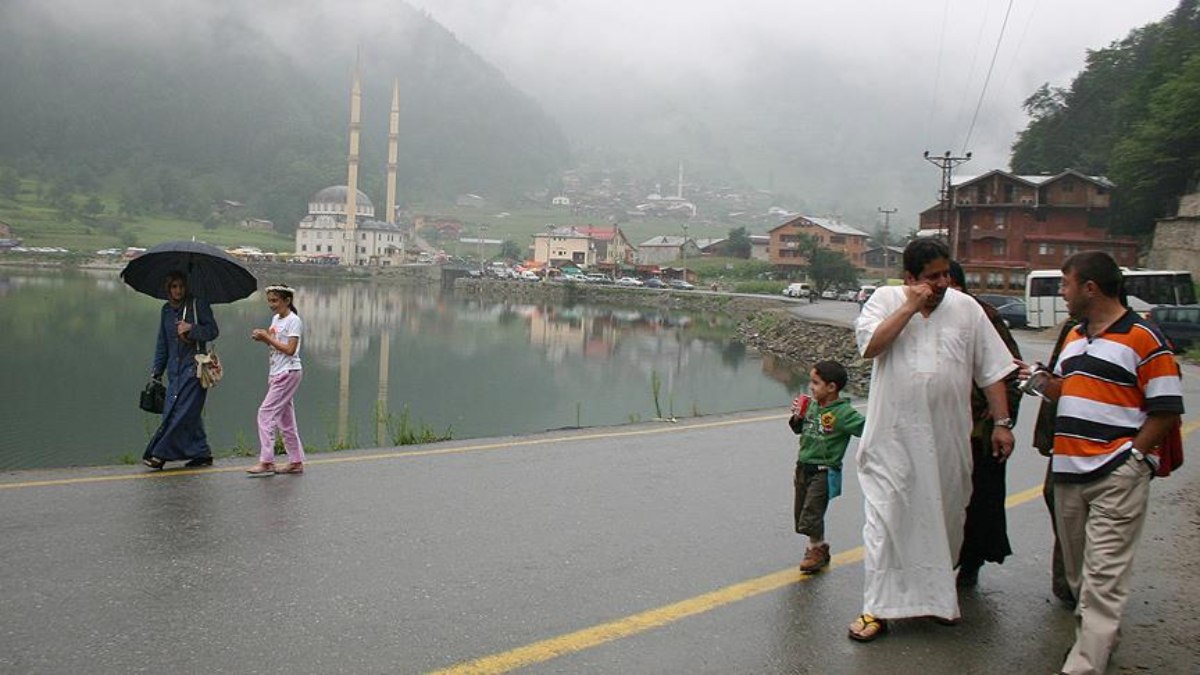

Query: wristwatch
[[994, 417, 1015, 429]]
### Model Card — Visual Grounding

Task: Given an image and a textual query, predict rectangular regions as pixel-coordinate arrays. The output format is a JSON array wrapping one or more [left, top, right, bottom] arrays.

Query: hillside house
[[768, 215, 870, 269], [919, 169, 1139, 293], [532, 225, 636, 271], [637, 235, 701, 266]]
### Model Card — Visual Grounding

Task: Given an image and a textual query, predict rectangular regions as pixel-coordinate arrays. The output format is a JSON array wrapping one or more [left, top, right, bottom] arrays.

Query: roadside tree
[[727, 226, 752, 259], [499, 239, 524, 261]]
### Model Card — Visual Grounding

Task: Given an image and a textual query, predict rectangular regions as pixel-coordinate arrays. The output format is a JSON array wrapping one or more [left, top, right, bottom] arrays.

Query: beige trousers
[[1054, 456, 1152, 675]]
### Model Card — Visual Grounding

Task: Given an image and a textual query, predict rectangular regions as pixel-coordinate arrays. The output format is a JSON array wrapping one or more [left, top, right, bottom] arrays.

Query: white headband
[[265, 284, 294, 295]]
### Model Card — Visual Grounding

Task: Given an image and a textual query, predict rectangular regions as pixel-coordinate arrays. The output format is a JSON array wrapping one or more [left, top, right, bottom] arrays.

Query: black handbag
[[140, 378, 165, 414]]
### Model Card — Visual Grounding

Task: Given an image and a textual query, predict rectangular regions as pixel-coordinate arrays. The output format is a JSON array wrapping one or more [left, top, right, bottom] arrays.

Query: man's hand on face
[[903, 282, 933, 310]]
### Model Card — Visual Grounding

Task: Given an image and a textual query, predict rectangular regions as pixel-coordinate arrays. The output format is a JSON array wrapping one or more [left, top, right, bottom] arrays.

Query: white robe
[[854, 286, 1015, 619]]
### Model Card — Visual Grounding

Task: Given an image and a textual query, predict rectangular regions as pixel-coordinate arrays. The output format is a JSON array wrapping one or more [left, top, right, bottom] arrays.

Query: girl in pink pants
[[247, 285, 305, 476]]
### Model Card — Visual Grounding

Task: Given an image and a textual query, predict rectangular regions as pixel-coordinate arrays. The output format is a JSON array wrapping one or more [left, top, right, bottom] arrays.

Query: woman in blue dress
[[143, 271, 220, 469]]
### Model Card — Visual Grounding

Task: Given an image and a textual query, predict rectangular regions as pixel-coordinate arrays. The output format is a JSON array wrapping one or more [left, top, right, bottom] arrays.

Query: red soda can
[[792, 393, 812, 417]]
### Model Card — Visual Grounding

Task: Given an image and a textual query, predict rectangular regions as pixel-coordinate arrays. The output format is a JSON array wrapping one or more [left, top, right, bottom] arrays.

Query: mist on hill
[[413, 0, 1181, 230], [0, 0, 1184, 235], [0, 0, 570, 230]]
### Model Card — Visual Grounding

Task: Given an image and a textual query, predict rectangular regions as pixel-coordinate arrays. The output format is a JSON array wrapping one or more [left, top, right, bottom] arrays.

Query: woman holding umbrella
[[142, 271, 220, 469], [123, 240, 257, 469]]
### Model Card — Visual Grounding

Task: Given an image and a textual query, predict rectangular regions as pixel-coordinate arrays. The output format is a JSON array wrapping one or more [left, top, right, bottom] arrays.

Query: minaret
[[677, 161, 684, 200], [386, 79, 399, 225], [343, 60, 362, 266]]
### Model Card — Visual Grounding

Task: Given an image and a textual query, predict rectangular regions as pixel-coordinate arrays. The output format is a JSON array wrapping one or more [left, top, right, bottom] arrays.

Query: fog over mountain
[[0, 0, 1181, 234], [0, 0, 570, 227], [412, 0, 1180, 230]]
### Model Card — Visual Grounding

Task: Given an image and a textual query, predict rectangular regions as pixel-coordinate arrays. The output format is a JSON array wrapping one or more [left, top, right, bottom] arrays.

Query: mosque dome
[[308, 185, 375, 218]]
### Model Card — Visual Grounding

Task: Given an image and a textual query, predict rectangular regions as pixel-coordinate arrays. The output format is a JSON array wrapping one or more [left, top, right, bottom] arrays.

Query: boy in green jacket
[[788, 360, 866, 573]]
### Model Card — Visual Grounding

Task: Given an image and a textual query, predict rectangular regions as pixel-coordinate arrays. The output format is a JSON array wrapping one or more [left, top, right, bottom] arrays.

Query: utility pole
[[877, 207, 897, 269], [923, 150, 971, 259], [478, 223, 488, 275], [681, 222, 689, 283]]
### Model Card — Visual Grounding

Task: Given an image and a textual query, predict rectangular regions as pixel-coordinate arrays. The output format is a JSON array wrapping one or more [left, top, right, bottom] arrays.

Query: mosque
[[294, 186, 405, 264], [294, 67, 409, 266]]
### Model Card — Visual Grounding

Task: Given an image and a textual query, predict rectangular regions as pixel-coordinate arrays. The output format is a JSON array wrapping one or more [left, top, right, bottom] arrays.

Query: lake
[[0, 268, 807, 470]]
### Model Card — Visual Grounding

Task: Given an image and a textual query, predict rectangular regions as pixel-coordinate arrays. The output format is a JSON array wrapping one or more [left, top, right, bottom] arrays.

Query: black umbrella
[[120, 240, 258, 304]]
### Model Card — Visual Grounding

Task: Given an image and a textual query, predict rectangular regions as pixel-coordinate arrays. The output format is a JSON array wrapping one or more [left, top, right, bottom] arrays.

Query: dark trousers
[[959, 432, 1012, 569], [793, 463, 829, 541]]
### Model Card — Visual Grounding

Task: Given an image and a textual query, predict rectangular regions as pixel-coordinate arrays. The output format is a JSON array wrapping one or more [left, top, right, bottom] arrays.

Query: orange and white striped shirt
[[1052, 310, 1183, 482]]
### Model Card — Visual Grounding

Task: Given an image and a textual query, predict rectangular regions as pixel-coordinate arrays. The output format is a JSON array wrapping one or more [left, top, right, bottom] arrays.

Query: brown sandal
[[276, 463, 304, 474], [848, 613, 887, 642], [246, 462, 275, 476]]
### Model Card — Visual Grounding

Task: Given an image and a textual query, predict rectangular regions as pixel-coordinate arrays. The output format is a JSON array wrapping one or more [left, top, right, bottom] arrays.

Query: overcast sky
[[409, 0, 1180, 218]]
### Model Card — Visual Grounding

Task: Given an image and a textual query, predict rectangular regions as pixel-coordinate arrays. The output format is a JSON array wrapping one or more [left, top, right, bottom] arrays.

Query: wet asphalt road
[[1, 299, 1197, 674]]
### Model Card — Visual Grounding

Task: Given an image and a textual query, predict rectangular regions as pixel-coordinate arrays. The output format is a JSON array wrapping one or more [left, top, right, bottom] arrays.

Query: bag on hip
[[195, 348, 223, 389]]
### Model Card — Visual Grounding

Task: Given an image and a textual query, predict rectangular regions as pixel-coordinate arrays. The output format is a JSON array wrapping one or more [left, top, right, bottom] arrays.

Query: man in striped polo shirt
[[1027, 251, 1184, 675]]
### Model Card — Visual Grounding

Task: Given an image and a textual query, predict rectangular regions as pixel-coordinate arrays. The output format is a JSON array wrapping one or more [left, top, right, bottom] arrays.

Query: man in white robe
[[848, 239, 1017, 641]]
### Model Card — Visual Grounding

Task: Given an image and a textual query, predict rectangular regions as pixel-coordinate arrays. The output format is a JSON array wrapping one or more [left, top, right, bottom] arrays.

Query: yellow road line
[[431, 549, 866, 675], [0, 413, 786, 491], [1004, 484, 1044, 508], [1184, 419, 1200, 438], [432, 422, 1200, 674]]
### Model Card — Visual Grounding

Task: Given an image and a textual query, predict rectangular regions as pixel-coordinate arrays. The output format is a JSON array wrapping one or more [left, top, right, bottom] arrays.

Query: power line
[[993, 0, 1041, 116], [962, 0, 1016, 154], [952, 1, 994, 146], [924, 0, 952, 149]]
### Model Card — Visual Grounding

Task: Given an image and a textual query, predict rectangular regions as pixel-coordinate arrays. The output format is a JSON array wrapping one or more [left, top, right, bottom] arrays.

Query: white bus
[[1025, 268, 1196, 329]]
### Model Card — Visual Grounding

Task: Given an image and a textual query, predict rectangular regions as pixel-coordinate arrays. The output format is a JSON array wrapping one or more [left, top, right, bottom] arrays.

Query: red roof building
[[919, 169, 1139, 294]]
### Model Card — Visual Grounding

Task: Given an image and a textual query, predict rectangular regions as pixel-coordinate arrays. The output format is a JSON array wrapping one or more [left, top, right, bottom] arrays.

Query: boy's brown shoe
[[800, 543, 831, 574]]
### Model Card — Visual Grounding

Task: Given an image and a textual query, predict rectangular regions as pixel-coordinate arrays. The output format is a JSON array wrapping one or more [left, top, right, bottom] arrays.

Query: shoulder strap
[[190, 298, 208, 354]]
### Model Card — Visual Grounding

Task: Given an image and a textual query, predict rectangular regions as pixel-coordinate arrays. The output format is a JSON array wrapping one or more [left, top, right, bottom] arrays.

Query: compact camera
[[1019, 366, 1053, 400]]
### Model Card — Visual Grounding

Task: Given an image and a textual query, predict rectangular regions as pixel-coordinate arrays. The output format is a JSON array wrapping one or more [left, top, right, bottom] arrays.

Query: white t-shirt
[[267, 312, 303, 376]]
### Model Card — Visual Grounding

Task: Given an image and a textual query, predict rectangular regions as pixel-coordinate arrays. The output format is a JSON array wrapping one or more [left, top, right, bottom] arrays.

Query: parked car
[[782, 282, 811, 298], [585, 273, 613, 284], [977, 293, 1017, 309], [643, 277, 667, 289], [837, 289, 858, 302], [615, 276, 644, 287], [994, 299, 1028, 329], [668, 279, 694, 290], [820, 289, 838, 300], [1150, 305, 1200, 351], [519, 270, 541, 281]]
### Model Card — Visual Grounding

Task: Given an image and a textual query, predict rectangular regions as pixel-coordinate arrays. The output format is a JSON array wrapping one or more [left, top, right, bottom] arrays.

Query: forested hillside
[[1011, 0, 1200, 235], [0, 1, 570, 234]]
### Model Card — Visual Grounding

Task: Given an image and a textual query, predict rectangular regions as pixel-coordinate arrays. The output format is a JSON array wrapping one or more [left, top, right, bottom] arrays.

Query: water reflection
[[0, 269, 802, 470]]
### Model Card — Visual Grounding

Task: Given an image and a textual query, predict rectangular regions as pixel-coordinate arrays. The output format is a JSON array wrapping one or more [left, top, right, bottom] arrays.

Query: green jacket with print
[[788, 397, 866, 468]]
